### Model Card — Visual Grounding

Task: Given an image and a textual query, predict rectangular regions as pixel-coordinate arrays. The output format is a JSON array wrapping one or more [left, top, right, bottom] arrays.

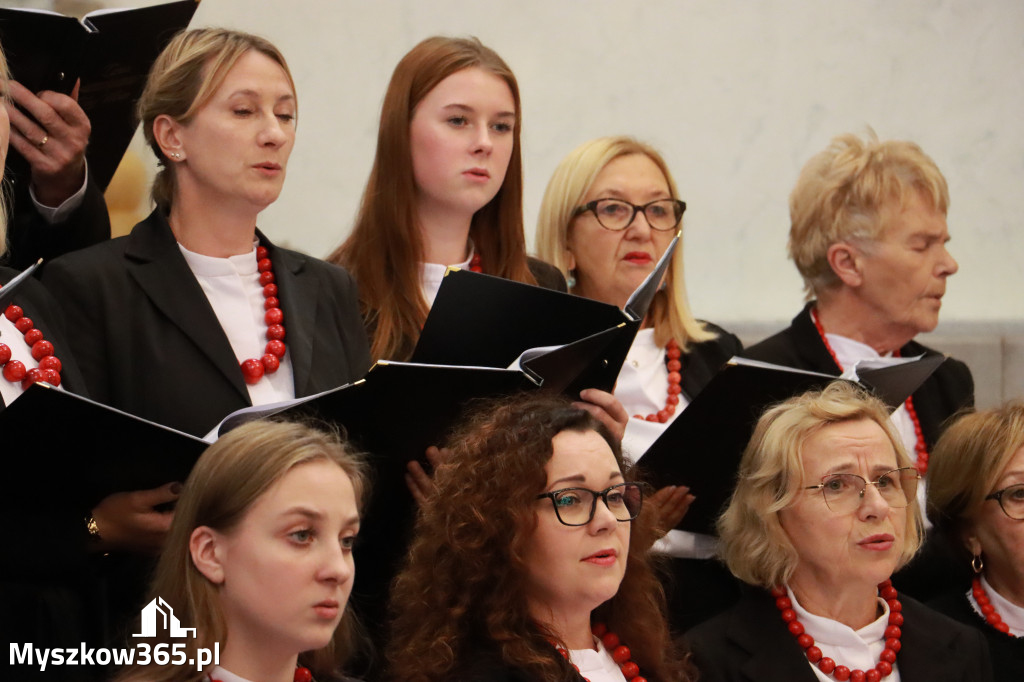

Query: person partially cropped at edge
[[741, 131, 973, 600], [40, 27, 370, 641], [686, 382, 992, 682], [927, 402, 1024, 680], [3, 50, 110, 268], [535, 135, 743, 629]]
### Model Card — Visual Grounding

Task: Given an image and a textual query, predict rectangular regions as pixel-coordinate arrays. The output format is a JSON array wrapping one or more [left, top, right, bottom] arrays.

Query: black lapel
[[732, 590, 821, 681], [263, 233, 319, 397], [123, 211, 250, 404], [791, 301, 843, 374]]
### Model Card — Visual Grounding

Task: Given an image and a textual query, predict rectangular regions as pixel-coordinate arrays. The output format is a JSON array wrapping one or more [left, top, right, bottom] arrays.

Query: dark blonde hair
[[536, 135, 715, 351], [928, 401, 1024, 557], [386, 393, 692, 682], [328, 36, 535, 362], [137, 28, 295, 212], [116, 420, 368, 682], [718, 381, 924, 588], [788, 130, 949, 298]]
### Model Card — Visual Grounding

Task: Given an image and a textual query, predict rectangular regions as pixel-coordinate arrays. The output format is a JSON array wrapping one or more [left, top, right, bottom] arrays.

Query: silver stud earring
[[170, 152, 182, 160]]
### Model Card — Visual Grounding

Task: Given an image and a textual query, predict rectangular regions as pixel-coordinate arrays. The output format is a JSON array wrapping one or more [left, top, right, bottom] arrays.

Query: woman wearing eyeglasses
[[927, 401, 1024, 680], [386, 393, 693, 682], [686, 381, 992, 682], [536, 136, 743, 629]]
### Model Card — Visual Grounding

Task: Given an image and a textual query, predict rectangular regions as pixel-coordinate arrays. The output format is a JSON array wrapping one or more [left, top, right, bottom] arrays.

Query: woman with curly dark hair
[[386, 393, 693, 682]]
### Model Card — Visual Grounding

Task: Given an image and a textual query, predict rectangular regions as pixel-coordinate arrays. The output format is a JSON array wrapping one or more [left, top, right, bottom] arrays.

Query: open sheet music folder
[[411, 236, 678, 393], [636, 354, 946, 535], [0, 382, 207, 511], [0, 1, 198, 189]]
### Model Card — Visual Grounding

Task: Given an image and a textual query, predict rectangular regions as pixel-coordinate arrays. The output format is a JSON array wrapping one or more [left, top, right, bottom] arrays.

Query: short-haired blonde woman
[[928, 402, 1024, 680], [115, 420, 368, 682], [536, 136, 743, 628], [743, 130, 971, 483], [686, 382, 992, 682]]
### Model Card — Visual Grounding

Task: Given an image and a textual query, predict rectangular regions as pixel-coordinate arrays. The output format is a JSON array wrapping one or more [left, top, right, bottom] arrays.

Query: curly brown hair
[[386, 393, 692, 682]]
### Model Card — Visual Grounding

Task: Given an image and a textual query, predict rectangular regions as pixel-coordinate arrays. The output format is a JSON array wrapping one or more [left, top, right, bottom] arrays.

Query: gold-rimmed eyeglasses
[[804, 467, 920, 514]]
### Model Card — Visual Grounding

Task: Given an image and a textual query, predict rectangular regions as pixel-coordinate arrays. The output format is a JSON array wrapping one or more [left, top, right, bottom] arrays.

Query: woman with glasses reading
[[927, 401, 1024, 680], [386, 393, 693, 682], [536, 136, 743, 629], [686, 381, 992, 681]]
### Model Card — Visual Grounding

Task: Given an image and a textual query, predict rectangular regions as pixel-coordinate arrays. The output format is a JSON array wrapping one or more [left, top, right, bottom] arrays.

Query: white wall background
[[33, 0, 1024, 326]]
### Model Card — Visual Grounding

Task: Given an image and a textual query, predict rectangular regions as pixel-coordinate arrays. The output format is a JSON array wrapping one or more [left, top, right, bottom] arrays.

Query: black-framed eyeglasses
[[536, 482, 643, 526], [573, 198, 686, 232], [985, 483, 1024, 520], [804, 467, 920, 515]]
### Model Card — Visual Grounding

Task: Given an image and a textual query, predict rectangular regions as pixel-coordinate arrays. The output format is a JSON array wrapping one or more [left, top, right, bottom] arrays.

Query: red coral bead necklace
[[772, 581, 903, 682], [810, 307, 928, 474], [631, 338, 682, 423], [552, 623, 646, 682], [239, 245, 288, 385], [0, 298, 63, 389], [209, 665, 312, 682], [972, 577, 1019, 636]]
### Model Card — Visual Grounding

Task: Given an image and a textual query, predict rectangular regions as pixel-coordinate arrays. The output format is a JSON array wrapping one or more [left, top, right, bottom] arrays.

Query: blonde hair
[[116, 420, 368, 682], [536, 136, 714, 350], [788, 130, 949, 299], [718, 381, 924, 588], [136, 28, 295, 212], [928, 401, 1024, 553]]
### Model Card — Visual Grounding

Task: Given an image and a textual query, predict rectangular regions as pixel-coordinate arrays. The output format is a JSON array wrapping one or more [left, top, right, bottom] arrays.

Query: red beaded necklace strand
[[810, 307, 928, 474], [632, 338, 682, 423], [972, 577, 1020, 637], [0, 300, 63, 389], [239, 246, 288, 385], [552, 623, 646, 682], [772, 580, 903, 682], [468, 252, 482, 272]]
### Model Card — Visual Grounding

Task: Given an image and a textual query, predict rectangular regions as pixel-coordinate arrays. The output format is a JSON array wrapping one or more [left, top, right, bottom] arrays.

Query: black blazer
[[686, 587, 994, 682], [40, 209, 371, 437], [929, 590, 1024, 682], [742, 302, 974, 451], [679, 321, 743, 401], [3, 166, 111, 270]]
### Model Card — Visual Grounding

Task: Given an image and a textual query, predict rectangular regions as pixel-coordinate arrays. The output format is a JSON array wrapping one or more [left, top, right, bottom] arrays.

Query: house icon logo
[[133, 597, 197, 638]]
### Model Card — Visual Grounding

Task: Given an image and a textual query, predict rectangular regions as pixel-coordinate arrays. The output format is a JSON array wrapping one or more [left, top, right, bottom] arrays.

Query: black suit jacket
[[3, 165, 111, 270], [686, 588, 994, 682], [742, 302, 974, 450], [40, 209, 371, 437], [929, 590, 1024, 682]]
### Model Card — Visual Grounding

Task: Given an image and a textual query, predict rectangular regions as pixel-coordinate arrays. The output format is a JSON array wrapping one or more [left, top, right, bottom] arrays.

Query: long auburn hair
[[327, 36, 535, 362], [114, 420, 369, 682], [386, 393, 693, 682]]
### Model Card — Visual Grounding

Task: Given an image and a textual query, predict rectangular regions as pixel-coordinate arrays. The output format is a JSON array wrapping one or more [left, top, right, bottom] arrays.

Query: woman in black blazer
[[39, 28, 370, 637], [686, 382, 992, 682]]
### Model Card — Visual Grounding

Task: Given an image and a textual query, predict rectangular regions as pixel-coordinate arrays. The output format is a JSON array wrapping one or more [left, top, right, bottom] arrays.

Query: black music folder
[[0, 1, 198, 189], [636, 354, 945, 535], [0, 382, 207, 511], [411, 235, 679, 393]]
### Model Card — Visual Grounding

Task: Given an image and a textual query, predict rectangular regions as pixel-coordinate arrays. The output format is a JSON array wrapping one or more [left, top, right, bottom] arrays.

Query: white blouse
[[179, 242, 295, 407], [617, 329, 716, 560], [968, 574, 1024, 637], [569, 636, 629, 682], [788, 585, 902, 682], [419, 250, 474, 308]]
